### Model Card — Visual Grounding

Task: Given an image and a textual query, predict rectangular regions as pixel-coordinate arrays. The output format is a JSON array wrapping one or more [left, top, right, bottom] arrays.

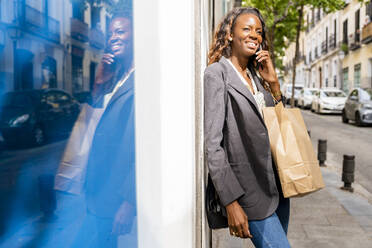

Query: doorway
[[15, 49, 34, 90]]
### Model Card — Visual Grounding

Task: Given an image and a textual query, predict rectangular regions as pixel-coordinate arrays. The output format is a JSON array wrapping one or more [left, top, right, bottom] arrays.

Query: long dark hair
[[208, 7, 269, 67]]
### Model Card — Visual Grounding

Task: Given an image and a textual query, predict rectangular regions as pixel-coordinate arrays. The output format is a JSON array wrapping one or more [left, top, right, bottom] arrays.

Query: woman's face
[[107, 17, 133, 59], [230, 13, 263, 58]]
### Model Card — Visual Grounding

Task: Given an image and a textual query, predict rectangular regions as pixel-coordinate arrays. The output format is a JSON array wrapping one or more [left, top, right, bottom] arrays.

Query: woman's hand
[[112, 201, 135, 235], [226, 201, 253, 239], [255, 49, 281, 96], [95, 53, 116, 85]]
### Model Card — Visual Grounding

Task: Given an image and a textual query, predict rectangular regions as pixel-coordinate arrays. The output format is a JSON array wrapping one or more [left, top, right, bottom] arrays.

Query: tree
[[242, 0, 346, 107]]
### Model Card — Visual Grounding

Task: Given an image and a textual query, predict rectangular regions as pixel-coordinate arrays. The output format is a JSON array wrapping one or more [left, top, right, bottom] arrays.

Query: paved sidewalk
[[212, 166, 372, 247]]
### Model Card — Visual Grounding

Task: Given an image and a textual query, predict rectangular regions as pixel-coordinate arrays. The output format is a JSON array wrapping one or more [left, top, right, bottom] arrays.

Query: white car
[[311, 89, 347, 114], [281, 83, 304, 105], [298, 88, 318, 109]]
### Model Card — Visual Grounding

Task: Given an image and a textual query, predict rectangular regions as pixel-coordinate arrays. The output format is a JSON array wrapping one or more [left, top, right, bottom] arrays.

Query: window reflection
[[0, 1, 136, 247]]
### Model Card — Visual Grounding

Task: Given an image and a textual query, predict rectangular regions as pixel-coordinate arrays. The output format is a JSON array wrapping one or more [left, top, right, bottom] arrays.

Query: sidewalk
[[213, 166, 372, 248]]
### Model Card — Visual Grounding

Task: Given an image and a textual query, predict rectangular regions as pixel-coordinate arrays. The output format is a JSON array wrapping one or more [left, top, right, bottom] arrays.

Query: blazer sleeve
[[204, 69, 245, 207]]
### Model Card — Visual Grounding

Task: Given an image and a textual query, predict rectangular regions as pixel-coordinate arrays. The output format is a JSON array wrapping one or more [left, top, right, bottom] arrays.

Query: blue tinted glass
[[0, 1, 137, 247]]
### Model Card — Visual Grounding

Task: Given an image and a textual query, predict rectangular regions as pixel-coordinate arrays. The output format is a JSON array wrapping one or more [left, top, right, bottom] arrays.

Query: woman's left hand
[[255, 50, 279, 85]]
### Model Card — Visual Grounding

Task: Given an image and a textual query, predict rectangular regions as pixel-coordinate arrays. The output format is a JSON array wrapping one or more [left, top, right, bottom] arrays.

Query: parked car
[[342, 88, 372, 126], [298, 88, 318, 109], [311, 88, 347, 114], [0, 89, 81, 147], [281, 83, 304, 105]]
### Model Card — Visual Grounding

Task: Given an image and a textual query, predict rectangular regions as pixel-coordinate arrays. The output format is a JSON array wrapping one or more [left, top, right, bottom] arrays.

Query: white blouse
[[227, 59, 266, 116]]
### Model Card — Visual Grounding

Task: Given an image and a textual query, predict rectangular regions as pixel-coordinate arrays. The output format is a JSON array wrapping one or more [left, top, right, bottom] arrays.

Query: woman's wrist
[[269, 81, 282, 100]]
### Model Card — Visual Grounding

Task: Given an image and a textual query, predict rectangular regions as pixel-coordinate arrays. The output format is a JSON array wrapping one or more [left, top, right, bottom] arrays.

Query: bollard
[[38, 174, 57, 220], [340, 155, 355, 192], [307, 130, 311, 137], [317, 139, 327, 166]]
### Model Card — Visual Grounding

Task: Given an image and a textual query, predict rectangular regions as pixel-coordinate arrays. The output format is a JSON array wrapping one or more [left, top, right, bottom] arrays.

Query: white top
[[226, 59, 266, 115], [103, 67, 135, 108]]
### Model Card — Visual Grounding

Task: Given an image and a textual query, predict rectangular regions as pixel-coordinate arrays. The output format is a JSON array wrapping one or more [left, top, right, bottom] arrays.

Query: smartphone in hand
[[255, 44, 263, 71]]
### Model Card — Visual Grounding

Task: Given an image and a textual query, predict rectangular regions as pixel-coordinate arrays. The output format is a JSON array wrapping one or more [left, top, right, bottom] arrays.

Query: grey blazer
[[204, 56, 281, 220]]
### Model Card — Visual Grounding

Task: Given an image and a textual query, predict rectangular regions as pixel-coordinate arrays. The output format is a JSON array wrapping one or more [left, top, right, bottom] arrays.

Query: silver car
[[311, 88, 347, 114], [342, 88, 372, 126], [298, 88, 318, 109]]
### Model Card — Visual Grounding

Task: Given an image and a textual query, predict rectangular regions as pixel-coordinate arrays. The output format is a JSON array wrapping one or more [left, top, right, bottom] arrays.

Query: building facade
[[341, 0, 372, 92], [283, 0, 372, 92], [0, 0, 108, 95]]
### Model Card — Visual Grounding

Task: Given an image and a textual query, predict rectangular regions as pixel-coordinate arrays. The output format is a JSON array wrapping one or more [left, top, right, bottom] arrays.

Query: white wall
[[134, 1, 196, 247]]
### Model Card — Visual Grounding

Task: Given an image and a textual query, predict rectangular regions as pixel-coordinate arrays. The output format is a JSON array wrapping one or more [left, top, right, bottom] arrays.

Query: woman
[[204, 7, 291, 247], [71, 10, 137, 248]]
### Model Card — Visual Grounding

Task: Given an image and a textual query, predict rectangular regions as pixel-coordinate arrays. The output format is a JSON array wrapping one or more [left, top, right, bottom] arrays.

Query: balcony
[[362, 21, 372, 44], [296, 54, 305, 64], [89, 28, 105, 49], [321, 41, 328, 54], [20, 4, 60, 43], [70, 18, 89, 42], [329, 34, 336, 50], [349, 31, 361, 51]]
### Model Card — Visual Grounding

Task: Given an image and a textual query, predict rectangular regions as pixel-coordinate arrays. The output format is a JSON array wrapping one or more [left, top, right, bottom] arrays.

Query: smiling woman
[[204, 7, 291, 248]]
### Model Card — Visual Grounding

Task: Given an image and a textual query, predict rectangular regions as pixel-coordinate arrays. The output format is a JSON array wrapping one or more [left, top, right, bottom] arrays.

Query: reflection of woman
[[72, 10, 137, 248], [204, 7, 290, 247]]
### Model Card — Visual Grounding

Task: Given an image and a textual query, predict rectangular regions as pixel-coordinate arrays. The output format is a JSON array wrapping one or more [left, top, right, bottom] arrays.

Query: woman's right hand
[[95, 53, 116, 84], [226, 200, 253, 239]]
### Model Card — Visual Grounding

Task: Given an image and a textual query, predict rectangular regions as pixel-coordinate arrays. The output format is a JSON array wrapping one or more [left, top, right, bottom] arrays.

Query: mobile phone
[[255, 44, 263, 70]]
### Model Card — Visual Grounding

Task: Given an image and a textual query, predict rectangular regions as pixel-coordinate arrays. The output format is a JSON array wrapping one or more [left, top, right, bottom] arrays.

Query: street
[[300, 109, 372, 197], [0, 108, 371, 247]]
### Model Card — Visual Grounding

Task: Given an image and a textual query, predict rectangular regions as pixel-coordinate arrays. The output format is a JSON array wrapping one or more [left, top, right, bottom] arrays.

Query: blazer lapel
[[219, 57, 261, 115], [249, 67, 275, 107], [106, 71, 135, 109]]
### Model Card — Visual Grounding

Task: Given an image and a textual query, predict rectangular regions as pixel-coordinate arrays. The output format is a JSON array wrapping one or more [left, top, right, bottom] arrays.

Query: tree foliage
[[242, 0, 345, 71]]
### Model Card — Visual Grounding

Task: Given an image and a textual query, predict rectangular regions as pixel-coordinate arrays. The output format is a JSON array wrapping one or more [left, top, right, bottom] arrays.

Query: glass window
[[323, 91, 347, 97], [360, 88, 372, 101], [0, 1, 137, 247], [354, 64, 361, 88], [349, 89, 359, 99], [343, 67, 349, 93]]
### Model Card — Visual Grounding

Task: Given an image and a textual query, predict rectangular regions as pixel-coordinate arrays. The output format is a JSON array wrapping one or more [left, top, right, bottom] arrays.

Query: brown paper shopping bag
[[263, 102, 325, 198], [54, 104, 104, 195]]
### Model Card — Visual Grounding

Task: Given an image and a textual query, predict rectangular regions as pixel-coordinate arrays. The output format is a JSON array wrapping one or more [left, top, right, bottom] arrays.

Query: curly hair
[[208, 7, 269, 66]]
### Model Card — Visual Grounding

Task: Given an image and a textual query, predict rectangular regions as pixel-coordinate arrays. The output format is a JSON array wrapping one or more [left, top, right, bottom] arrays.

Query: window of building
[[334, 19, 337, 45], [366, 0, 372, 20], [355, 9, 360, 42], [354, 63, 361, 88], [72, 55, 83, 93], [41, 57, 57, 89], [311, 8, 315, 27], [343, 19, 348, 44], [333, 60, 337, 87], [307, 14, 309, 32], [91, 5, 101, 29], [72, 0, 85, 21], [343, 67, 349, 93], [325, 64, 329, 87]]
